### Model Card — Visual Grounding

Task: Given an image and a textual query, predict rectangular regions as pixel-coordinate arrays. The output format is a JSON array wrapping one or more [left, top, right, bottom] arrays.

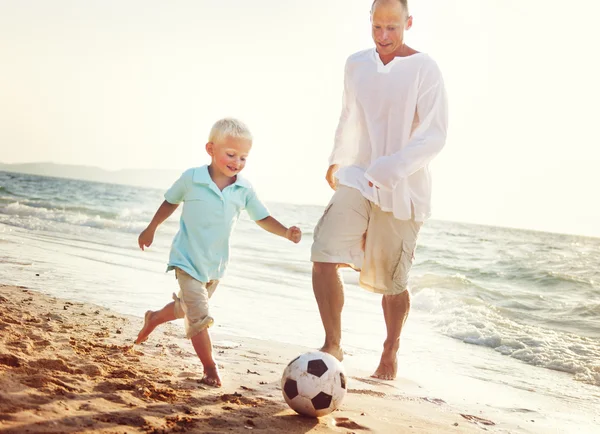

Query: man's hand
[[286, 226, 302, 244], [138, 227, 156, 251], [326, 164, 339, 191]]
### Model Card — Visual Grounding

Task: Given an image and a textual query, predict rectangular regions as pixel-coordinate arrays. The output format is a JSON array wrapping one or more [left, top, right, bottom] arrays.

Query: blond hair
[[208, 118, 253, 143]]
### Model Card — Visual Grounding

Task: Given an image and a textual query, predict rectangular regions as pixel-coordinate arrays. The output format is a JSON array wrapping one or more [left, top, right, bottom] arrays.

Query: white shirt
[[329, 48, 448, 222]]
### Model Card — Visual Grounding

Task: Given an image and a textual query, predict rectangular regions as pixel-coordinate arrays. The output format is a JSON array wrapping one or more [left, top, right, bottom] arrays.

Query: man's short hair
[[371, 0, 409, 13]]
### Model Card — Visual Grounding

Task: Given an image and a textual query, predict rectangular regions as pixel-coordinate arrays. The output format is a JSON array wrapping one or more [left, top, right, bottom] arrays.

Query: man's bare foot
[[371, 353, 397, 380], [135, 311, 156, 344], [320, 345, 344, 362], [201, 365, 222, 387]]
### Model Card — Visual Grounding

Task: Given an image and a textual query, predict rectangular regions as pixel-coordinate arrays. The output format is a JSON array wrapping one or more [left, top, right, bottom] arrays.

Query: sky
[[1, 0, 599, 237]]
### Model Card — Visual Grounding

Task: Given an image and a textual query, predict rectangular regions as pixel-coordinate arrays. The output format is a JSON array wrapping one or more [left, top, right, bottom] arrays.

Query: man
[[311, 0, 448, 380]]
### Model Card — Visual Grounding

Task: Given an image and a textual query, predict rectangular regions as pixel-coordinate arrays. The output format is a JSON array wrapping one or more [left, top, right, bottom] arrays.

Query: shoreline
[[0, 283, 498, 433]]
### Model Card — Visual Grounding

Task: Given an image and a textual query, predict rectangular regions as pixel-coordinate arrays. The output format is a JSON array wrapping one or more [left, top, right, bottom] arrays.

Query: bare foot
[[320, 345, 344, 362], [201, 365, 222, 387], [371, 354, 397, 380], [134, 311, 156, 344]]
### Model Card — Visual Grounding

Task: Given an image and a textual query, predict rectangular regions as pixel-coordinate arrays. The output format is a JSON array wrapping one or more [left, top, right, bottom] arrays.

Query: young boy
[[134, 118, 301, 387]]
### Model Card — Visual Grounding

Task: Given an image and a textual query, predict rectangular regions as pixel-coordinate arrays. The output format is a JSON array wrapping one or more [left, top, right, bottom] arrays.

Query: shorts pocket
[[312, 202, 333, 241], [392, 240, 417, 292]]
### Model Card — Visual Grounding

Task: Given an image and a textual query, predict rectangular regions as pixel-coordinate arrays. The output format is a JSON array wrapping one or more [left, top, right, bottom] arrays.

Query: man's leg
[[135, 302, 177, 344], [360, 208, 422, 380], [311, 186, 370, 362], [372, 290, 410, 379], [312, 262, 345, 361]]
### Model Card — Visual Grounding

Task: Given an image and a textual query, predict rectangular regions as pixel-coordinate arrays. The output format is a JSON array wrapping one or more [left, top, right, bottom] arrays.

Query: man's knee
[[313, 262, 340, 276], [383, 290, 411, 308]]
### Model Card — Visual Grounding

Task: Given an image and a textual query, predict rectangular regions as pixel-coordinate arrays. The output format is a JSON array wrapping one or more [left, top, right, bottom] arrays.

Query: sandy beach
[[0, 284, 500, 433]]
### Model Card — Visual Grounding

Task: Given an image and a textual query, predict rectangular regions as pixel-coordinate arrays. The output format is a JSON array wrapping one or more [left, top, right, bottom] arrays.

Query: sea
[[0, 170, 598, 433]]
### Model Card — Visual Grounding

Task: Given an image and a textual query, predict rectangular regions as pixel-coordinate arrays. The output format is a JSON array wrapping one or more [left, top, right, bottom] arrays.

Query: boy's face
[[206, 135, 252, 178]]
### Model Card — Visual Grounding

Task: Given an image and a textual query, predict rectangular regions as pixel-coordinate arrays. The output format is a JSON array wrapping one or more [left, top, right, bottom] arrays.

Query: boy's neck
[[208, 164, 236, 191]]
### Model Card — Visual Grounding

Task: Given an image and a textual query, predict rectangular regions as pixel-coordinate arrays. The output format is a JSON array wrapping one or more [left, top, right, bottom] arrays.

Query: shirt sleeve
[[245, 189, 270, 221], [328, 58, 357, 166], [364, 60, 449, 191], [164, 170, 190, 204]]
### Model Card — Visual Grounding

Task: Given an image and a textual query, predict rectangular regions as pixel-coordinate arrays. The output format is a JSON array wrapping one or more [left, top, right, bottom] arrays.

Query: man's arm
[[326, 59, 355, 190], [138, 200, 179, 250], [365, 61, 449, 191]]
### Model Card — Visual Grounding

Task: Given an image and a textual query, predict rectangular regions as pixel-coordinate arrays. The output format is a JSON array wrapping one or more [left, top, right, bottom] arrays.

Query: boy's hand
[[286, 226, 302, 244], [138, 227, 155, 251]]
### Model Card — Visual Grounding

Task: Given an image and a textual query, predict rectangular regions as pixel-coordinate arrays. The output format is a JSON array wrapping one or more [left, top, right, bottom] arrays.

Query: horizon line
[[1, 163, 599, 241]]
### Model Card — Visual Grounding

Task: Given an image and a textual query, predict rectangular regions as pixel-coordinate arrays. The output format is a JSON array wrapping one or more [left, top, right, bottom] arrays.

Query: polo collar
[[192, 165, 251, 189]]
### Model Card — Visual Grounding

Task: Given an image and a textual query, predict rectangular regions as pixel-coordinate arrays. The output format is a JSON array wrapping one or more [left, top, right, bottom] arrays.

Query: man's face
[[371, 1, 412, 57]]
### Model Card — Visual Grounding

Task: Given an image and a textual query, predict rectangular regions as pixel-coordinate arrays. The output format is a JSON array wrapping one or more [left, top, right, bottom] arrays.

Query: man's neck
[[378, 44, 419, 65]]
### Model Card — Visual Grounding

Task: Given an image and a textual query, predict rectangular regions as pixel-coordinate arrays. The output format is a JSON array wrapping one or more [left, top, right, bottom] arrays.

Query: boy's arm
[[138, 200, 179, 250], [255, 216, 302, 244]]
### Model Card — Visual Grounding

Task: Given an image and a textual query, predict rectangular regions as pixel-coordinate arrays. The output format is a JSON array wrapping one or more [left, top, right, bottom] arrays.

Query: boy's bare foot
[[201, 365, 222, 387], [135, 311, 155, 344], [320, 345, 344, 362], [371, 352, 397, 380]]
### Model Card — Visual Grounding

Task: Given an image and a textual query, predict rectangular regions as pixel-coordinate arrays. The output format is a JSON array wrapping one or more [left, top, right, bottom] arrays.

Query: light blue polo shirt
[[164, 165, 270, 282]]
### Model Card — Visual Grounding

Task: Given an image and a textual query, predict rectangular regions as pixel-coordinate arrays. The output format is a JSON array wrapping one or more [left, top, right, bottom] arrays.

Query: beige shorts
[[172, 268, 219, 339], [311, 185, 422, 295]]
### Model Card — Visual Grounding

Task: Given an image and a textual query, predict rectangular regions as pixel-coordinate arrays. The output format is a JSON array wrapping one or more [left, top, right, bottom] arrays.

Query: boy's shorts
[[311, 185, 422, 295], [172, 268, 219, 339]]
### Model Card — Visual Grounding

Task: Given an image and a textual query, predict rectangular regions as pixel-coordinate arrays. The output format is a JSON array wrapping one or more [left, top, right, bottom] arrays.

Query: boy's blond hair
[[208, 118, 253, 144]]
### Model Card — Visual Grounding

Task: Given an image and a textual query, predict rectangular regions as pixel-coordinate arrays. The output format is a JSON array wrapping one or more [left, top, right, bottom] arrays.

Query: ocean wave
[[0, 186, 18, 196], [416, 257, 599, 296], [546, 270, 596, 287], [0, 201, 151, 234], [412, 287, 600, 387]]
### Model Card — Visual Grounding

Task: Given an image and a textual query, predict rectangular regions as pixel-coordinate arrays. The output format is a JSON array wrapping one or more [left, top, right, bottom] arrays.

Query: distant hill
[[0, 162, 182, 190]]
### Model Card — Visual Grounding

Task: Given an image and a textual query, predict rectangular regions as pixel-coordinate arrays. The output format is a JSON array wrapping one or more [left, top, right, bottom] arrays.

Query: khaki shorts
[[172, 268, 219, 339], [311, 186, 422, 295]]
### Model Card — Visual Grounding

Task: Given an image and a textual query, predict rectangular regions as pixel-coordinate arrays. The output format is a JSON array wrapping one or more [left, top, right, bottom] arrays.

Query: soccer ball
[[281, 351, 347, 417]]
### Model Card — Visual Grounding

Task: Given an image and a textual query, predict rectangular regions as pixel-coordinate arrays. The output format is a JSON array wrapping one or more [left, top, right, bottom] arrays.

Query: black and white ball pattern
[[281, 351, 347, 417]]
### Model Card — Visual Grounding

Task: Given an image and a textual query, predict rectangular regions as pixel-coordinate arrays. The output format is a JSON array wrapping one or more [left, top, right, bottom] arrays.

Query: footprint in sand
[[351, 376, 396, 388], [333, 417, 370, 431], [348, 388, 385, 398], [0, 354, 22, 367], [421, 397, 446, 405], [219, 392, 269, 407], [29, 358, 74, 373], [460, 414, 495, 426]]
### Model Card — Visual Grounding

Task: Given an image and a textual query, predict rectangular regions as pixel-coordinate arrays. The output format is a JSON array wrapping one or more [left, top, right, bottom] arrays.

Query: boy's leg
[[191, 329, 221, 387], [177, 272, 220, 387], [135, 301, 178, 344]]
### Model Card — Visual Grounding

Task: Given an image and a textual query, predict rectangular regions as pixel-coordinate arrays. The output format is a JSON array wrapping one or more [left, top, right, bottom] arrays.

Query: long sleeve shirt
[[329, 48, 448, 222]]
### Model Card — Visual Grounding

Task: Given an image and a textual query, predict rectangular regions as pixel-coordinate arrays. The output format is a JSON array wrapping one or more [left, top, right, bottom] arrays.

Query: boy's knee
[[185, 315, 214, 339], [172, 293, 185, 319]]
